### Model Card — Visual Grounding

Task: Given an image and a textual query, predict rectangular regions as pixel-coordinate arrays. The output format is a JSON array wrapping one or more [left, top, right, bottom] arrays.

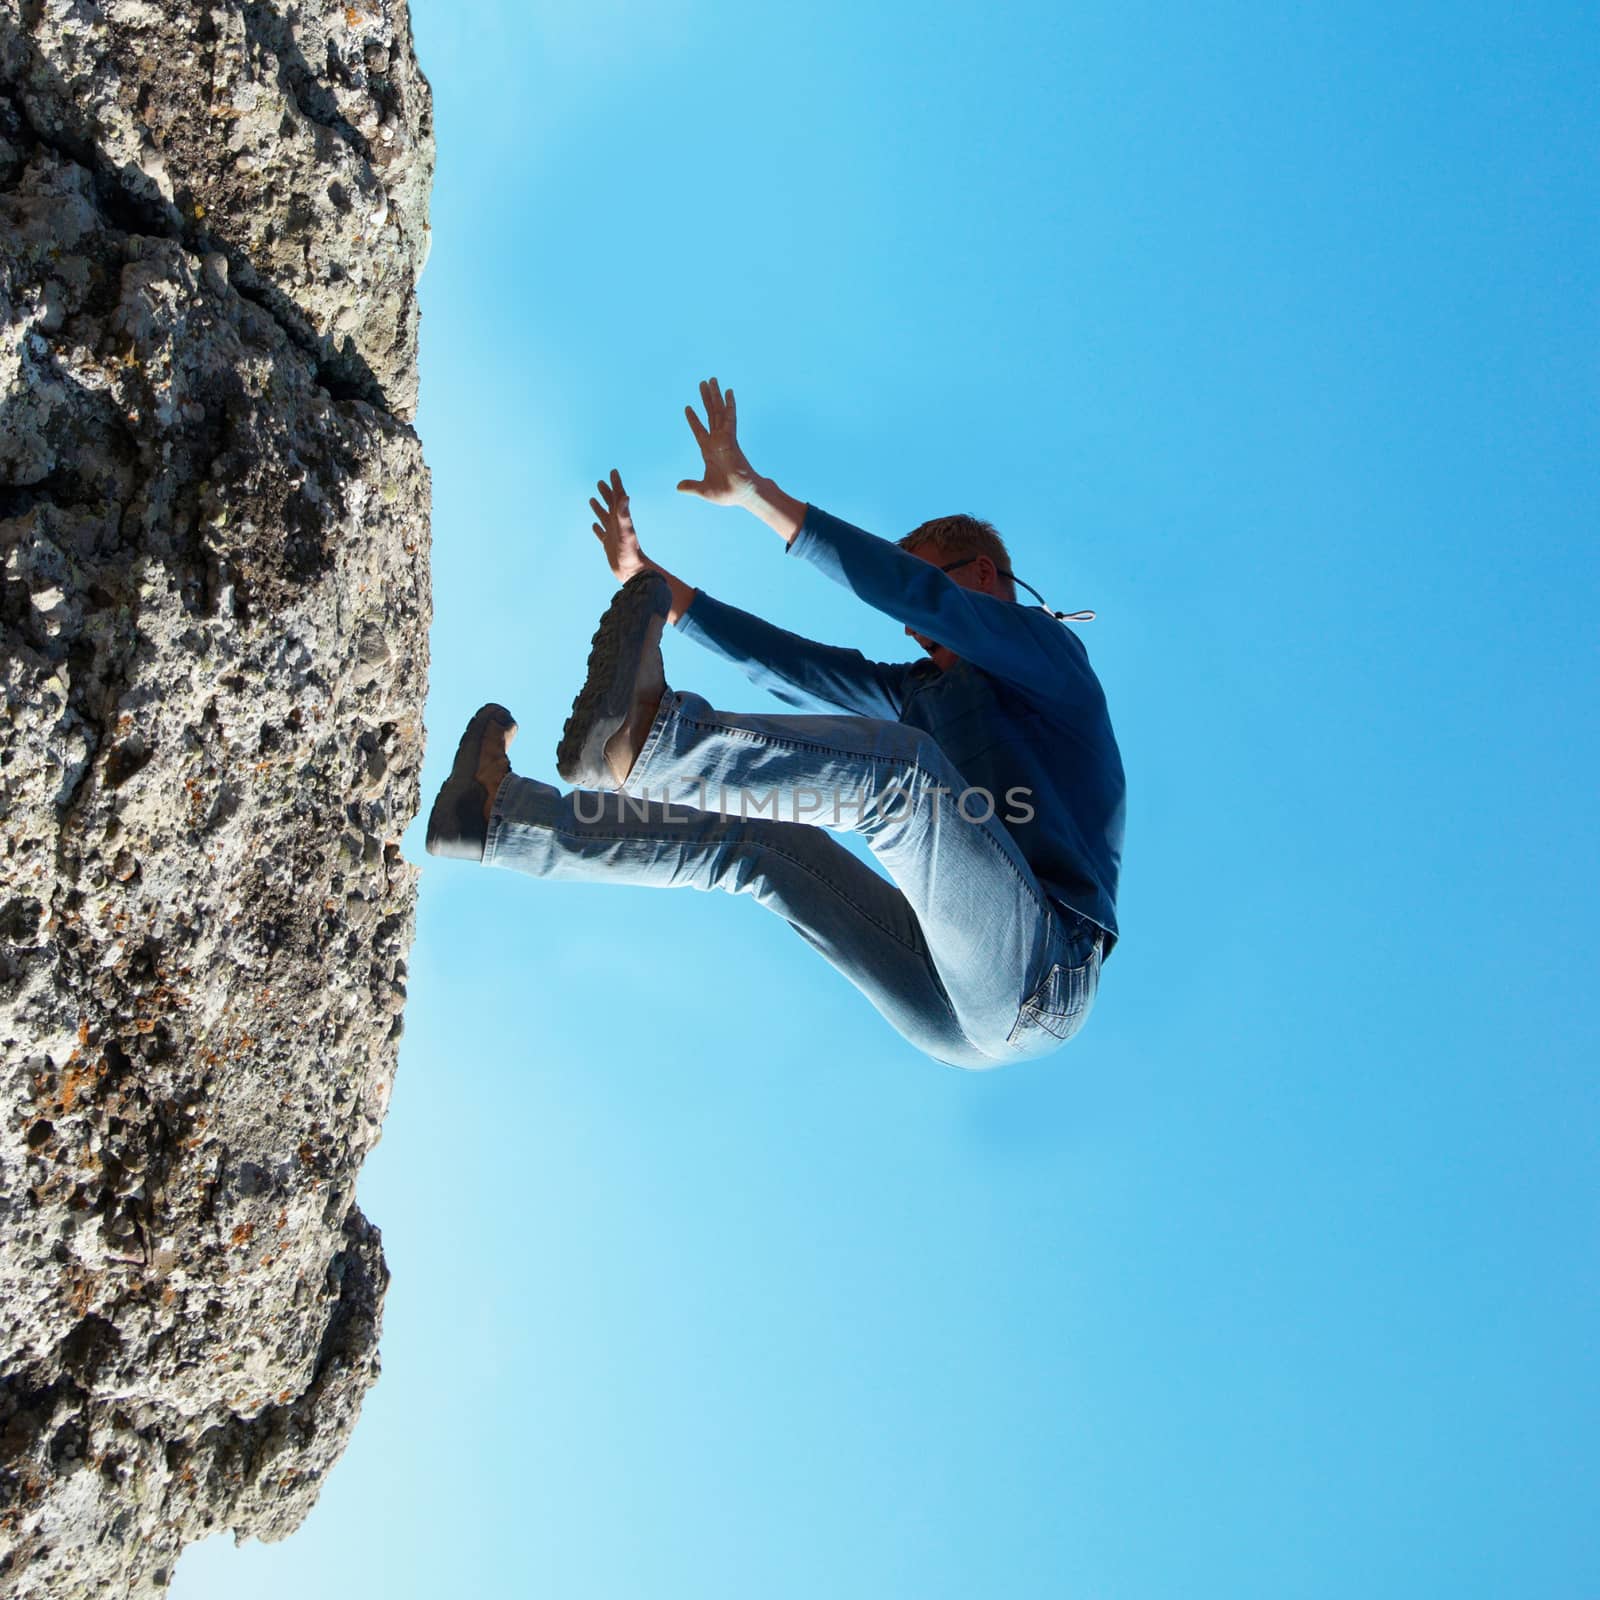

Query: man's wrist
[[745, 476, 807, 544]]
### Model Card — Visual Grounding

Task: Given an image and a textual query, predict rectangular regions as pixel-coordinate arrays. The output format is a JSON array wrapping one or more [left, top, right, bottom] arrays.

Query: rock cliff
[[0, 2, 432, 1593]]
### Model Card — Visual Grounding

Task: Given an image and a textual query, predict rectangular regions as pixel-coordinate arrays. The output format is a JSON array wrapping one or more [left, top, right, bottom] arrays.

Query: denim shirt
[[673, 503, 1126, 953]]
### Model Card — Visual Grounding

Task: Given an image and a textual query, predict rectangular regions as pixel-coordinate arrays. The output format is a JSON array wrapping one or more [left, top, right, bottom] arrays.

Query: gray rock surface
[[0, 3, 433, 1594]]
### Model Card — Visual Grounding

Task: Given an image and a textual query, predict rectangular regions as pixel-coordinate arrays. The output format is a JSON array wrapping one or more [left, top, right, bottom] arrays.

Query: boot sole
[[555, 572, 670, 788], [425, 702, 517, 860]]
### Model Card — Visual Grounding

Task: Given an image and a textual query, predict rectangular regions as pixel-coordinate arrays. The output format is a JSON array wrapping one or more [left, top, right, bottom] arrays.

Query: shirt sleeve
[[673, 588, 920, 719], [785, 503, 1084, 700]]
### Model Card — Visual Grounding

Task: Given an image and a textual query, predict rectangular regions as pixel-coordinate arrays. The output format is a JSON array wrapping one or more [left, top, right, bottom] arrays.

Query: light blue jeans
[[485, 689, 1102, 1069]]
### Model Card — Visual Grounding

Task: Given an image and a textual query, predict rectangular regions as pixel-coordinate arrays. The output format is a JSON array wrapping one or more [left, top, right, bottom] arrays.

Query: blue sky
[[176, 1, 1597, 1595]]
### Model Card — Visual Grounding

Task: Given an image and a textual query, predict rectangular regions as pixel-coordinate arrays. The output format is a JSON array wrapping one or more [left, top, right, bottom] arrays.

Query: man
[[425, 378, 1125, 1070]]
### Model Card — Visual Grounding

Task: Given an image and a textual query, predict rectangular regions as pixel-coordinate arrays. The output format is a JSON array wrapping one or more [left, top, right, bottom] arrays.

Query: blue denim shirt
[[673, 503, 1125, 952]]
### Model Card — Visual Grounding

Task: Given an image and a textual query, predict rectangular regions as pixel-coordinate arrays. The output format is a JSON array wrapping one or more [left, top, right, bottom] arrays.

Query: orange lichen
[[60, 1063, 95, 1114]]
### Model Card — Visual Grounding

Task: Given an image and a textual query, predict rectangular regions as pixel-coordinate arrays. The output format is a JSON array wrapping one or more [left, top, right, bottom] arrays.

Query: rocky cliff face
[[0, 3, 432, 1594]]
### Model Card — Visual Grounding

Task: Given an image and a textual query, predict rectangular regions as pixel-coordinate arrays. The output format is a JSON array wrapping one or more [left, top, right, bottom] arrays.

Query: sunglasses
[[936, 558, 1095, 623]]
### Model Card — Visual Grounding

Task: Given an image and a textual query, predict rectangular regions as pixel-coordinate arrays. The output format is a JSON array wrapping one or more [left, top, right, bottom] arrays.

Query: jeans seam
[[613, 684, 679, 792], [670, 710, 913, 767], [483, 773, 516, 862], [537, 820, 929, 957]]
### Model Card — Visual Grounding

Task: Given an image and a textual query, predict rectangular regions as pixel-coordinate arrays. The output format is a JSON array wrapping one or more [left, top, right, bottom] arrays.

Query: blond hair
[[897, 515, 1016, 599]]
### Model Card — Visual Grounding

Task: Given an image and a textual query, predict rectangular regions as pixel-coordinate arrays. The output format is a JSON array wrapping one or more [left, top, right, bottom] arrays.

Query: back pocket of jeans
[[1007, 952, 1098, 1045]]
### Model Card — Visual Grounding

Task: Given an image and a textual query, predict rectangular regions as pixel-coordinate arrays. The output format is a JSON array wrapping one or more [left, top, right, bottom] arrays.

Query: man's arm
[[778, 502, 1081, 695], [674, 588, 917, 719], [586, 467, 914, 717], [674, 380, 1084, 700]]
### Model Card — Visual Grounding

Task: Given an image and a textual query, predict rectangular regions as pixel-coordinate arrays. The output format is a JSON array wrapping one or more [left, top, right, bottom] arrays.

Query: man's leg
[[484, 775, 1000, 1070], [614, 689, 1091, 1058]]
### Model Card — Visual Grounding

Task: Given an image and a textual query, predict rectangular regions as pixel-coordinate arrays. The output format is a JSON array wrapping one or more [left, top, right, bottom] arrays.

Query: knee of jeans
[[901, 727, 948, 775], [879, 729, 956, 812]]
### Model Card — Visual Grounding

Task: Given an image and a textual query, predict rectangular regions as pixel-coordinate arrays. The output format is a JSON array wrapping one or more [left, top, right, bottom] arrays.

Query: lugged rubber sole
[[425, 702, 517, 860], [555, 572, 670, 788]]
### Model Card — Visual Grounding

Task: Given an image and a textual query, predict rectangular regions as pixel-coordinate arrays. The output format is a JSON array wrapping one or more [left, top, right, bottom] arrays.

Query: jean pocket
[[1006, 940, 1100, 1049]]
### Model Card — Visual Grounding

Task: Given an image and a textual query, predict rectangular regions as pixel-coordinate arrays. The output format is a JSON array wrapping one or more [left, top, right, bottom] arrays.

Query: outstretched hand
[[677, 377, 762, 507], [590, 468, 650, 584]]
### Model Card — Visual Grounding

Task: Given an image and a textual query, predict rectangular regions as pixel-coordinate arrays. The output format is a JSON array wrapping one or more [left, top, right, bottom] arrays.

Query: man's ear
[[975, 555, 999, 592]]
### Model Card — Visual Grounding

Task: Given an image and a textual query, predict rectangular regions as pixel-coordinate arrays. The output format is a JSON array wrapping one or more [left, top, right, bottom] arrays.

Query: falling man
[[425, 378, 1125, 1069]]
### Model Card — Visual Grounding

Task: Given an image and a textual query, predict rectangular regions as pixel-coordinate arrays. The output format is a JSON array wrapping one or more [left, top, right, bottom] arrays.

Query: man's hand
[[676, 375, 808, 543], [677, 377, 763, 507], [590, 466, 698, 622], [590, 468, 651, 583]]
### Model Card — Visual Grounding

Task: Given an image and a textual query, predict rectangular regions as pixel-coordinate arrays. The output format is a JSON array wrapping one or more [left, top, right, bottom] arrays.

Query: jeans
[[484, 689, 1102, 1069]]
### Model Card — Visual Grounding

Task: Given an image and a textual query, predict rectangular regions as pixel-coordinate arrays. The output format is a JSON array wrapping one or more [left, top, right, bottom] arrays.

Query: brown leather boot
[[424, 703, 517, 861], [555, 572, 670, 790]]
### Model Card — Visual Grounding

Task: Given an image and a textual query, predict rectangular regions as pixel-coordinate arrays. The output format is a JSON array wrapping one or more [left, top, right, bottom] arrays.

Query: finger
[[684, 404, 710, 446], [676, 478, 704, 494], [590, 497, 607, 520], [596, 478, 613, 505], [593, 524, 605, 539], [611, 467, 626, 494], [707, 376, 722, 424], [725, 387, 736, 430]]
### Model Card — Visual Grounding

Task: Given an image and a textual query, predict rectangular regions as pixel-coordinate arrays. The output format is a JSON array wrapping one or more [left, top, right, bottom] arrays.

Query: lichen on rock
[[0, 3, 433, 1594]]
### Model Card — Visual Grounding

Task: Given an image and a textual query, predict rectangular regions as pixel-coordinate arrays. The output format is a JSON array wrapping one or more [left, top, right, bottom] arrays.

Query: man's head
[[897, 514, 1016, 671]]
